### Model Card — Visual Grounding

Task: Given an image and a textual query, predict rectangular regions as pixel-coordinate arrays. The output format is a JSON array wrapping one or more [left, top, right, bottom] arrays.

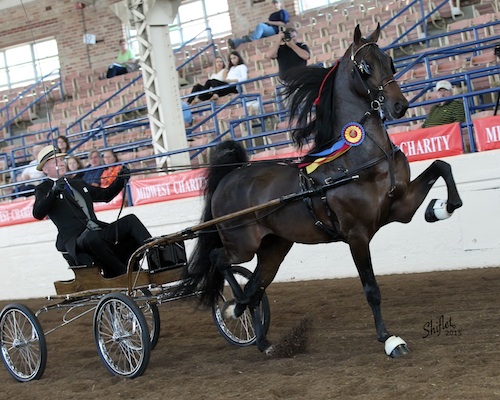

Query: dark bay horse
[[185, 25, 463, 356]]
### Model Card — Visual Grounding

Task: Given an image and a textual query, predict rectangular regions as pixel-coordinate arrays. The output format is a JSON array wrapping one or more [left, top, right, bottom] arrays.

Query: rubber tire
[[94, 293, 151, 378], [211, 266, 271, 347], [0, 303, 47, 382], [135, 288, 160, 350]]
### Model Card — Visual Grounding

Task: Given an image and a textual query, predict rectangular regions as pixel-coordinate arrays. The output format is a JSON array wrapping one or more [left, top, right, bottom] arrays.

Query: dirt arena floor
[[1, 267, 499, 400]]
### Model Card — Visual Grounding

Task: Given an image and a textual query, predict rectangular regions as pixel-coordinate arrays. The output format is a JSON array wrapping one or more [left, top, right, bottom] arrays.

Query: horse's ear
[[366, 23, 381, 43], [354, 25, 362, 45]]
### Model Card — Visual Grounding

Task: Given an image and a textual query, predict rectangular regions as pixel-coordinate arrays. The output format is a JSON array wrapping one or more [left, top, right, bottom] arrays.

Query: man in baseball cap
[[33, 145, 151, 277], [422, 80, 465, 128], [435, 80, 452, 92]]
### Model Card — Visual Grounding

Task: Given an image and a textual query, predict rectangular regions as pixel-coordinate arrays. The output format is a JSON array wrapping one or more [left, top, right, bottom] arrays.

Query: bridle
[[350, 42, 397, 117], [347, 42, 401, 197]]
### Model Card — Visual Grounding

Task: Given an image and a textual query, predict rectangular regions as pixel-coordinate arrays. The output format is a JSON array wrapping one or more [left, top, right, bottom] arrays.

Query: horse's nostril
[[394, 101, 408, 116]]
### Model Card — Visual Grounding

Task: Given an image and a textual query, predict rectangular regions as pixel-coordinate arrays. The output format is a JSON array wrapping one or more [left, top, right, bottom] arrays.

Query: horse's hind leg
[[349, 237, 409, 357], [221, 235, 293, 353], [393, 160, 463, 223], [250, 236, 293, 353]]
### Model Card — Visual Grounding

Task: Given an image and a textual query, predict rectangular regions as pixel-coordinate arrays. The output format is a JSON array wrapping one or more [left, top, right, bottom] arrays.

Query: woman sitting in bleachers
[[67, 156, 85, 179], [100, 149, 122, 188], [187, 52, 248, 104]]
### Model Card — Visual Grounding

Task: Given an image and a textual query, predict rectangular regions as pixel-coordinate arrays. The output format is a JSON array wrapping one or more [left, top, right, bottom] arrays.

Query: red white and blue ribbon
[[299, 123, 365, 174]]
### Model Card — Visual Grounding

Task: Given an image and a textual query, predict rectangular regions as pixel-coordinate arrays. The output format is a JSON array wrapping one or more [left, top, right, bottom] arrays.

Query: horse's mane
[[283, 64, 339, 153]]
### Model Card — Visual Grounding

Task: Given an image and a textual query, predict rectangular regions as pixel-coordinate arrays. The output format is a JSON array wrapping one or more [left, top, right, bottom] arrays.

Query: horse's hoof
[[384, 335, 410, 358], [264, 345, 274, 356], [221, 300, 236, 320]]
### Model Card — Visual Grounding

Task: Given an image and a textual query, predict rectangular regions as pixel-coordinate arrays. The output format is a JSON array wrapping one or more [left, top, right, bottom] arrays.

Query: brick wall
[[0, 0, 125, 79], [0, 0, 298, 80]]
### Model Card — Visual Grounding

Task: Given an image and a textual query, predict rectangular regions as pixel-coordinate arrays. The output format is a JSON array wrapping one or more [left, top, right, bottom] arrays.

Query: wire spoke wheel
[[0, 304, 47, 382], [94, 293, 150, 378], [133, 288, 160, 350], [212, 266, 271, 347]]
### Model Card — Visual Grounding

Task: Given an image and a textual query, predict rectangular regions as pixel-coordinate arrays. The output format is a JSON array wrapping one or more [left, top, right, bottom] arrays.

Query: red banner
[[129, 169, 206, 206], [0, 131, 468, 228], [389, 123, 463, 162], [472, 115, 500, 151], [0, 198, 36, 227], [94, 191, 123, 212]]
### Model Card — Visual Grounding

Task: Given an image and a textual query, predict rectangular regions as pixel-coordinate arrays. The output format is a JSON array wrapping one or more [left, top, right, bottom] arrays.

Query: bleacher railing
[[0, 69, 63, 136]]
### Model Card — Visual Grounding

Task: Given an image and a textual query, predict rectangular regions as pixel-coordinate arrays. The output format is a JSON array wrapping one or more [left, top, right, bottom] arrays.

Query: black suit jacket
[[33, 177, 126, 263]]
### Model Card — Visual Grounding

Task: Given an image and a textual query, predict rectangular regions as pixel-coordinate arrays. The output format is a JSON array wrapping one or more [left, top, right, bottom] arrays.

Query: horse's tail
[[183, 140, 248, 306]]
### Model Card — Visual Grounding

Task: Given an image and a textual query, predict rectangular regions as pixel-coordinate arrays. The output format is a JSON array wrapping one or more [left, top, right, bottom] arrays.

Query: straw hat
[[36, 145, 66, 171]]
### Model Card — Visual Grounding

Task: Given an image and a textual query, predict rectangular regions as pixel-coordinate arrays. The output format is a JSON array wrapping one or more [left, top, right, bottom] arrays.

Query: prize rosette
[[343, 122, 365, 146]]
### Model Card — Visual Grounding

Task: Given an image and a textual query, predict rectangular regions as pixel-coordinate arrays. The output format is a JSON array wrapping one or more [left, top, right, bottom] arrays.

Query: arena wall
[[0, 149, 499, 301]]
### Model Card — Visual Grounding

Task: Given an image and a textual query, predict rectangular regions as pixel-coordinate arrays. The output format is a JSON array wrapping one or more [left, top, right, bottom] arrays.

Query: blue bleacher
[[1, 0, 500, 201]]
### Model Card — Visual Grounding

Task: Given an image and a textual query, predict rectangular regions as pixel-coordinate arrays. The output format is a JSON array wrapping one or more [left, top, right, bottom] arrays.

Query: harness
[[298, 41, 401, 236]]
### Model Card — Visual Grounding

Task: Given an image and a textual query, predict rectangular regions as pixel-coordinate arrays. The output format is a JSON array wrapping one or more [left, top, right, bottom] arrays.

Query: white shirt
[[226, 64, 248, 83], [209, 69, 226, 81], [21, 160, 45, 184]]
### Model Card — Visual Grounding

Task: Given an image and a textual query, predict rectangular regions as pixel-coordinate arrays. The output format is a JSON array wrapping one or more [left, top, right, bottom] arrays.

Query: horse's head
[[348, 24, 408, 120]]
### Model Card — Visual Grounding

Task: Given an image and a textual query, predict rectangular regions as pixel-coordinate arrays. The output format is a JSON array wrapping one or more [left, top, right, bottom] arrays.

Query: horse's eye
[[359, 60, 371, 77]]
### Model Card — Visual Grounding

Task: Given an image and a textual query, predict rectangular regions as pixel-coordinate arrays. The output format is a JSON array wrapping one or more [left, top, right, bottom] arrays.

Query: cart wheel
[[134, 288, 160, 350], [212, 266, 271, 347], [0, 304, 47, 382], [94, 293, 151, 378]]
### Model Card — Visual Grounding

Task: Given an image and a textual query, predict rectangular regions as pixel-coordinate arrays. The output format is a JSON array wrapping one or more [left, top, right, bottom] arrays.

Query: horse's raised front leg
[[393, 160, 463, 223], [349, 236, 410, 358]]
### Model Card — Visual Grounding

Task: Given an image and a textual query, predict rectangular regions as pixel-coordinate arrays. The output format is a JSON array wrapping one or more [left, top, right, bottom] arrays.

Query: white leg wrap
[[223, 303, 237, 320], [384, 335, 407, 357], [425, 199, 452, 222]]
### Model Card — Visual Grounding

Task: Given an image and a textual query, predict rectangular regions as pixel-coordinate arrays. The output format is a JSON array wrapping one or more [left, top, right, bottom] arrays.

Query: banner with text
[[0, 198, 36, 227], [472, 115, 500, 151], [94, 191, 123, 212], [129, 169, 206, 206], [389, 123, 463, 162]]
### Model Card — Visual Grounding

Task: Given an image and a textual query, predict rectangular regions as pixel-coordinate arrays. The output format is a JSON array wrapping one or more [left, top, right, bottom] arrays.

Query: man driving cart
[[32, 145, 152, 277]]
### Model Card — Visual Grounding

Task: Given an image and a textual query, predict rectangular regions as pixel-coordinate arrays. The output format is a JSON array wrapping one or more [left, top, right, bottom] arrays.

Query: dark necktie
[[65, 181, 74, 197]]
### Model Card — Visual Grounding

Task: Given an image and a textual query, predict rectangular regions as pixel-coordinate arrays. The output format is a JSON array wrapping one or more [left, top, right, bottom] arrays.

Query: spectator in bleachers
[[188, 52, 247, 104], [268, 27, 310, 82], [101, 150, 122, 188], [17, 144, 45, 196], [225, 51, 248, 85], [56, 135, 70, 154], [82, 149, 105, 187], [182, 101, 193, 127], [228, 0, 289, 49], [422, 80, 465, 128], [66, 156, 85, 179], [105, 39, 138, 79], [187, 56, 229, 104]]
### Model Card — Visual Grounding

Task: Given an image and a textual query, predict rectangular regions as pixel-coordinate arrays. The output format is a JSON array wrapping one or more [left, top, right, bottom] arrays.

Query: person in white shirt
[[187, 56, 228, 104], [17, 144, 46, 196], [187, 52, 248, 104], [225, 51, 248, 86]]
